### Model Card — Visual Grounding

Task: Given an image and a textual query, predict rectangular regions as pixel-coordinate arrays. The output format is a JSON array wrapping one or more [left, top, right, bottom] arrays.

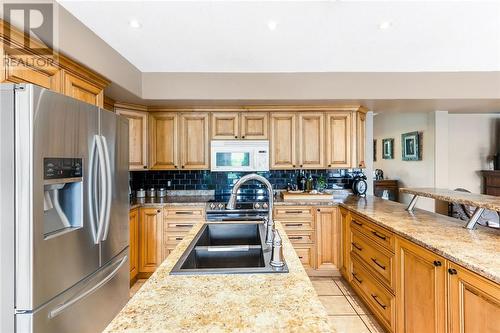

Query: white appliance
[[0, 84, 129, 333], [210, 140, 269, 172]]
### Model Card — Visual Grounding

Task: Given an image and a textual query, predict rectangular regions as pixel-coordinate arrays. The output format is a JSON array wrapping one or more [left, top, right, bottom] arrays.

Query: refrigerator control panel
[[44, 158, 82, 179]]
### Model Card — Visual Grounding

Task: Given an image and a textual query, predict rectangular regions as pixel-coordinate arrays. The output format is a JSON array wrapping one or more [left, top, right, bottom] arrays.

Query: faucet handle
[[270, 230, 285, 268]]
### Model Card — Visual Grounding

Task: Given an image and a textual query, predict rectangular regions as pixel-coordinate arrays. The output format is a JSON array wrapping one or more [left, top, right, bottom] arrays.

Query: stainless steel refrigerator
[[0, 83, 130, 333]]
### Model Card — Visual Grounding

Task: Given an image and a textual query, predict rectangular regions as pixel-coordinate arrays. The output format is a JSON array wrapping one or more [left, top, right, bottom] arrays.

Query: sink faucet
[[226, 173, 274, 245]]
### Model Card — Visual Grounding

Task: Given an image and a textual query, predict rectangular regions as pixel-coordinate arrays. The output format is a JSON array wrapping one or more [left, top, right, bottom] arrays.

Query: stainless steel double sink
[[170, 223, 289, 275]]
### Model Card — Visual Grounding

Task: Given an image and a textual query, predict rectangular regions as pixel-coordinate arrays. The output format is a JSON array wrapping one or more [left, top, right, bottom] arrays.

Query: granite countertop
[[130, 196, 214, 210], [104, 221, 332, 333], [400, 187, 500, 211], [341, 196, 500, 284]]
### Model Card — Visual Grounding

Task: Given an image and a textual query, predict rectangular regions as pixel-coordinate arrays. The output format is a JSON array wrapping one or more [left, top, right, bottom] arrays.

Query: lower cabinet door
[[315, 208, 340, 271], [448, 262, 500, 333], [129, 208, 139, 283], [138, 208, 163, 274], [396, 239, 446, 333]]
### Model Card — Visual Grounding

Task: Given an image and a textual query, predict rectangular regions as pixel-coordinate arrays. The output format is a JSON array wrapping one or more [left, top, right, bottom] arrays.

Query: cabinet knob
[[292, 165, 296, 168], [143, 165, 147, 169], [433, 260, 442, 267], [317, 209, 320, 212], [300, 165, 303, 167], [448, 268, 458, 275], [242, 135, 245, 139], [175, 165, 178, 169], [181, 165, 185, 169], [234, 135, 238, 139], [156, 209, 161, 213], [328, 164, 332, 167]]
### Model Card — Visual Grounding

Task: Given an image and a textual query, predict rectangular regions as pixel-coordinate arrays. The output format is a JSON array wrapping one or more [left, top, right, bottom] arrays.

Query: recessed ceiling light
[[267, 20, 278, 31], [379, 21, 392, 30], [129, 19, 141, 29]]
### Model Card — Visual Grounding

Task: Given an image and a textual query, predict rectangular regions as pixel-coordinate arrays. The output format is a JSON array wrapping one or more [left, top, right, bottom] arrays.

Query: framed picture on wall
[[382, 138, 394, 159], [402, 131, 422, 161], [373, 139, 377, 161]]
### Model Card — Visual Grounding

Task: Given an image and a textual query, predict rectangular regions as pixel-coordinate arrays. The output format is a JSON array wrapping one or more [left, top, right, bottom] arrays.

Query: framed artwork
[[373, 139, 377, 161], [382, 138, 394, 159], [401, 131, 422, 161]]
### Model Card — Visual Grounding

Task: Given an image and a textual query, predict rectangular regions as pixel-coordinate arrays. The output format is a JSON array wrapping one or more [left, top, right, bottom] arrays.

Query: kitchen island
[[104, 221, 332, 332]]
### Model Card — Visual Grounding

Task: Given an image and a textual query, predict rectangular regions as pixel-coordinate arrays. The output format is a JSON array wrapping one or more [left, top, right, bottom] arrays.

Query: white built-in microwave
[[210, 140, 269, 172]]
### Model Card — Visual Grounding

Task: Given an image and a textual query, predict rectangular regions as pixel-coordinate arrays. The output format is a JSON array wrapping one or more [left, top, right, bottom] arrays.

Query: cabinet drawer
[[351, 257, 396, 332], [274, 207, 314, 220], [281, 220, 314, 231], [285, 230, 315, 244], [164, 207, 205, 220], [164, 233, 186, 244], [294, 246, 315, 269], [164, 221, 198, 233], [351, 213, 394, 251], [351, 231, 394, 290]]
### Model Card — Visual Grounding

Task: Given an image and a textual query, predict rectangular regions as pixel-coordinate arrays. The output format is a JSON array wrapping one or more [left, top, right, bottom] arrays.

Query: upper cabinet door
[[325, 112, 352, 168], [180, 113, 210, 169], [240, 112, 268, 140], [356, 112, 367, 168], [116, 109, 148, 170], [298, 113, 324, 169], [149, 112, 179, 170], [62, 72, 104, 107], [211, 112, 240, 139], [270, 113, 297, 169]]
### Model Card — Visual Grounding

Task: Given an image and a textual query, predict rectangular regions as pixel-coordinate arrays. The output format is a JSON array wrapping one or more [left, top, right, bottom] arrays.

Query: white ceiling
[[59, 0, 500, 73]]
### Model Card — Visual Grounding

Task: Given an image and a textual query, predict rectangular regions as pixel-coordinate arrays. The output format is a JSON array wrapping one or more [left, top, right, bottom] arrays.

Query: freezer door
[[99, 110, 129, 265], [16, 249, 129, 333], [15, 85, 101, 311]]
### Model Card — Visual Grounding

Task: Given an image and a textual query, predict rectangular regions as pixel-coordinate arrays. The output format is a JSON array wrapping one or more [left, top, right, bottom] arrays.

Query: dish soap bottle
[[306, 174, 314, 192]]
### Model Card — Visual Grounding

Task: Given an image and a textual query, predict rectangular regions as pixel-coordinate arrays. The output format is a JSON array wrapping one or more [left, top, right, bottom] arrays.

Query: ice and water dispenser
[[43, 158, 83, 238]]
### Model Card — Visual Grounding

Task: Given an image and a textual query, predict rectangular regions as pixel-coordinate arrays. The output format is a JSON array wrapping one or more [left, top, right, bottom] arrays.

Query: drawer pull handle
[[352, 273, 363, 284], [371, 231, 387, 241], [371, 258, 386, 270], [352, 242, 363, 251], [175, 237, 183, 241], [371, 294, 387, 310], [352, 220, 363, 227], [298, 256, 304, 259], [285, 210, 304, 214], [175, 224, 193, 228], [289, 236, 303, 240], [285, 223, 303, 227], [175, 211, 194, 215], [433, 260, 442, 267], [448, 268, 458, 275]]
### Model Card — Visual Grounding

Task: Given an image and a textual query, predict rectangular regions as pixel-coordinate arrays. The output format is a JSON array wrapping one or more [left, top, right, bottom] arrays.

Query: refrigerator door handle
[[100, 135, 112, 241], [48, 255, 127, 319], [95, 135, 108, 243], [88, 135, 99, 244]]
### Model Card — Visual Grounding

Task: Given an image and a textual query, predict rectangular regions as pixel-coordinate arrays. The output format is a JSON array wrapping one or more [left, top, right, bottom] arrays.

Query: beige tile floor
[[129, 277, 386, 332], [311, 277, 386, 333]]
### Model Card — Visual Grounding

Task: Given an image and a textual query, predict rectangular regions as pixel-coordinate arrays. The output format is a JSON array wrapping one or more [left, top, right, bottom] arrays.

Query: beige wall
[[447, 114, 499, 193], [373, 112, 436, 211]]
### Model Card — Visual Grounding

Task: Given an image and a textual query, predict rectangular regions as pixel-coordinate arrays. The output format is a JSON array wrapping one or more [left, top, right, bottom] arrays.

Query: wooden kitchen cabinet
[[180, 113, 210, 169], [298, 113, 325, 169], [356, 111, 367, 168], [240, 112, 268, 139], [325, 112, 352, 168], [315, 208, 340, 272], [448, 262, 500, 333], [129, 208, 139, 285], [61, 71, 104, 107], [211, 112, 239, 139], [396, 239, 447, 333], [138, 207, 163, 277], [270, 113, 297, 169], [339, 207, 351, 280], [149, 112, 179, 170], [116, 106, 149, 170]]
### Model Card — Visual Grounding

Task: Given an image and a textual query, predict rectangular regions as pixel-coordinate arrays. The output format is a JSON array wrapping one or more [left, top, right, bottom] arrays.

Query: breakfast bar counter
[[104, 221, 332, 333]]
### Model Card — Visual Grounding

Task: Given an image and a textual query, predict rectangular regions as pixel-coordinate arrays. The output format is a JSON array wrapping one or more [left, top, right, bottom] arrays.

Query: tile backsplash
[[130, 169, 360, 196]]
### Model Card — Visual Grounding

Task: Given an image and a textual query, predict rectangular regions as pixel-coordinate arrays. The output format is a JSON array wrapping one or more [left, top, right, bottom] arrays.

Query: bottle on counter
[[306, 174, 314, 192]]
